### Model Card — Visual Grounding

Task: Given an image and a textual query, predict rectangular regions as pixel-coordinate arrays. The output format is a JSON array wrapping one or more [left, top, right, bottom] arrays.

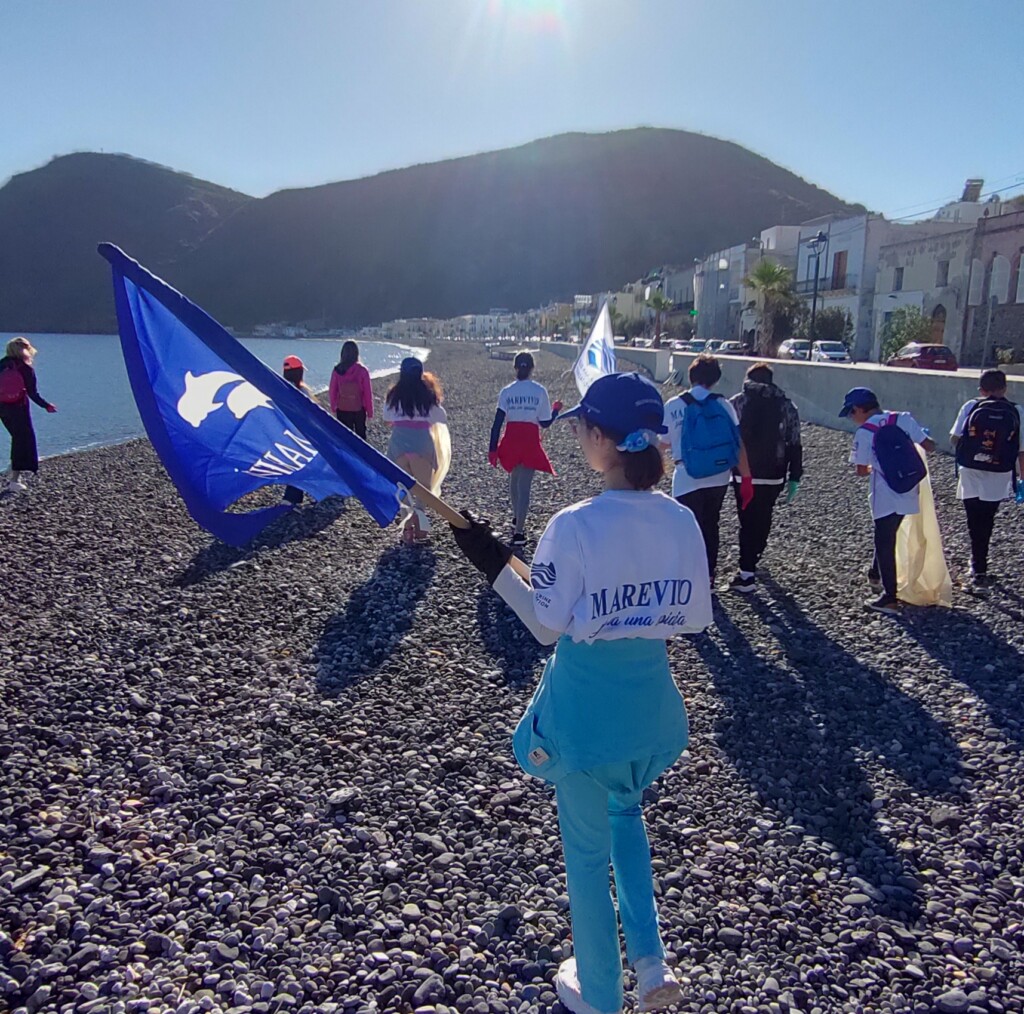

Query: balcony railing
[[794, 273, 859, 294]]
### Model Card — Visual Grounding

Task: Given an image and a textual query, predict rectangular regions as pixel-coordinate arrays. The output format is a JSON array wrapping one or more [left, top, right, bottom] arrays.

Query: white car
[[777, 339, 811, 361], [811, 340, 851, 363]]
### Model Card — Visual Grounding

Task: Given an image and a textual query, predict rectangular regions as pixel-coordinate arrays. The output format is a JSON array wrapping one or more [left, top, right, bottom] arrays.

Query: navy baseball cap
[[839, 387, 877, 418], [560, 372, 668, 436]]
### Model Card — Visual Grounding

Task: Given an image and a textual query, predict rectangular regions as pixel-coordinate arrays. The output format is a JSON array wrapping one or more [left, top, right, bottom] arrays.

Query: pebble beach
[[1, 344, 1023, 1014]]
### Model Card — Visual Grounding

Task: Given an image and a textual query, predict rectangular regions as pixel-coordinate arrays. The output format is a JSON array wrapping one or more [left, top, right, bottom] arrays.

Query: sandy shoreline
[[2, 344, 1023, 1014]]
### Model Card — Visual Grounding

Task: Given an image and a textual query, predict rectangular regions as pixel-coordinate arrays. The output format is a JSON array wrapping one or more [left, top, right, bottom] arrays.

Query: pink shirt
[[329, 362, 374, 417]]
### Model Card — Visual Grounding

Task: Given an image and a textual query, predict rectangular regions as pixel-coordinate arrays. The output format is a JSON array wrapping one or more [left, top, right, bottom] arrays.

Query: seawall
[[547, 342, 1021, 454]]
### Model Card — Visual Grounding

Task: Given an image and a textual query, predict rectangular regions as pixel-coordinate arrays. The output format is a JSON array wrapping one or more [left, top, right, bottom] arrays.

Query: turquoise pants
[[555, 753, 676, 1013]]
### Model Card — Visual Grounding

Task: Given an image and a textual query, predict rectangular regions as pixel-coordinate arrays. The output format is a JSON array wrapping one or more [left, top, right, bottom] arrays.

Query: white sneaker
[[555, 958, 622, 1014], [635, 955, 682, 1012], [7, 479, 27, 493]]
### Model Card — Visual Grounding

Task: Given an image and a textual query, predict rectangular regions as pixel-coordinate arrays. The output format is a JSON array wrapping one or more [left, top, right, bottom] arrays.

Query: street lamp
[[715, 257, 728, 339], [806, 231, 829, 341]]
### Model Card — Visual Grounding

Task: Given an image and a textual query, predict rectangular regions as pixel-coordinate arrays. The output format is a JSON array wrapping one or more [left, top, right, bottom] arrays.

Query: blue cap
[[400, 356, 423, 377], [560, 373, 668, 442], [839, 387, 877, 418]]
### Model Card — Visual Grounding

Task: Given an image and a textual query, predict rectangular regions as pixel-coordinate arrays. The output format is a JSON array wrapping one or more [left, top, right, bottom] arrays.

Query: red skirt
[[497, 421, 555, 474]]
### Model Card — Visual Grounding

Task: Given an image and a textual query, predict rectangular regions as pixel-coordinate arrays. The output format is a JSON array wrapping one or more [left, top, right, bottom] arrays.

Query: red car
[[885, 343, 959, 371]]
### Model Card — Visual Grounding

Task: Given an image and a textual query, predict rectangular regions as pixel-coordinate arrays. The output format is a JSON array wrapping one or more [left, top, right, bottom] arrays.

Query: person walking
[[842, 387, 936, 614], [451, 373, 713, 1014], [726, 363, 803, 592], [0, 337, 57, 494], [488, 351, 562, 548], [384, 357, 448, 545], [328, 340, 373, 439], [949, 368, 1023, 592], [280, 354, 316, 506], [664, 354, 752, 584]]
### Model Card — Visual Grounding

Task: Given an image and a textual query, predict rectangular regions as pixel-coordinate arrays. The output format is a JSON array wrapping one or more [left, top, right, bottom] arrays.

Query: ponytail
[[622, 445, 665, 491], [583, 418, 666, 490]]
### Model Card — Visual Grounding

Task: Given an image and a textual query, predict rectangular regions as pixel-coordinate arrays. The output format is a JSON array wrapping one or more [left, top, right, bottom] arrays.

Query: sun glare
[[486, 0, 566, 35]]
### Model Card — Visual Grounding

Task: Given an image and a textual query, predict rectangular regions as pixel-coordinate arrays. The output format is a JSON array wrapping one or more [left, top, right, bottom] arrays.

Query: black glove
[[451, 510, 512, 585]]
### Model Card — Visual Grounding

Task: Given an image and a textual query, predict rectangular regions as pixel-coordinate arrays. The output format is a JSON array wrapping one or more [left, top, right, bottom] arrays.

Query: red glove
[[488, 450, 498, 468], [739, 475, 754, 511], [46, 404, 58, 413], [551, 400, 563, 414]]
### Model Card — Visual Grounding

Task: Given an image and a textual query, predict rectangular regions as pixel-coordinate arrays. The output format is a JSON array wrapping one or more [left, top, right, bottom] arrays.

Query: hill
[[0, 153, 252, 332], [0, 131, 862, 332]]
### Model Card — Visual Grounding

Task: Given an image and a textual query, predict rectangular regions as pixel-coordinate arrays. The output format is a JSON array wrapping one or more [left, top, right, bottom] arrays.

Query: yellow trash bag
[[896, 447, 952, 606], [430, 422, 452, 495]]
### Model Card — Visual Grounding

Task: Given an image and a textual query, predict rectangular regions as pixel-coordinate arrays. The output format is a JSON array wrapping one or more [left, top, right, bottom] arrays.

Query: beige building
[[872, 226, 977, 359]]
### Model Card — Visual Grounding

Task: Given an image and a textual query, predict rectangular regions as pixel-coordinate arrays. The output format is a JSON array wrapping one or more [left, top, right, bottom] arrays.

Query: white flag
[[573, 301, 617, 396]]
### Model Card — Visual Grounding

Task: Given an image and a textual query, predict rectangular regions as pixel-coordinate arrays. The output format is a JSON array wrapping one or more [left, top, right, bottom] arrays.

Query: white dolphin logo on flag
[[177, 370, 274, 428]]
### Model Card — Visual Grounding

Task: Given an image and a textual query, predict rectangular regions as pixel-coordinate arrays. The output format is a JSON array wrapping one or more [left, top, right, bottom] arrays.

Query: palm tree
[[743, 260, 797, 355], [646, 291, 674, 348], [608, 304, 626, 338]]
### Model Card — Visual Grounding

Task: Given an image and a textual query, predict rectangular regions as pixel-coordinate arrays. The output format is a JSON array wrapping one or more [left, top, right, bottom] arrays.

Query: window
[[893, 267, 904, 291], [936, 260, 950, 286]]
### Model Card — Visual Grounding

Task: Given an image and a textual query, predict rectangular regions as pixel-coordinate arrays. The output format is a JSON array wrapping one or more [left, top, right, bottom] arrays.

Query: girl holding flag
[[488, 352, 562, 547], [452, 372, 712, 1014]]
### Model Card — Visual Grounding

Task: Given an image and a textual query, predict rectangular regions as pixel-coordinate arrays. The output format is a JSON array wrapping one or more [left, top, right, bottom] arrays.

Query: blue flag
[[99, 244, 413, 546]]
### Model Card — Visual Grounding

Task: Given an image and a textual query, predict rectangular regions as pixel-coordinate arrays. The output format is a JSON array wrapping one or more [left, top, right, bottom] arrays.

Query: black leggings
[[871, 513, 904, 598], [733, 482, 783, 574], [962, 498, 1000, 575], [0, 405, 38, 473], [336, 409, 367, 440], [677, 485, 728, 579]]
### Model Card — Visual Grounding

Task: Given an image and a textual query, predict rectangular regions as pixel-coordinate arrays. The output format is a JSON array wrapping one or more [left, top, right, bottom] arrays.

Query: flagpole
[[412, 482, 533, 582]]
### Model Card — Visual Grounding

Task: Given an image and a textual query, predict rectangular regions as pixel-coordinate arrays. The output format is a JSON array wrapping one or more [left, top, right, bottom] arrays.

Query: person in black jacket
[[0, 338, 57, 494], [726, 363, 802, 592]]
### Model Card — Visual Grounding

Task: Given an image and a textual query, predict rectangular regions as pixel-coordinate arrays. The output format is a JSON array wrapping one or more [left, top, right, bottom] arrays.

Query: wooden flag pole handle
[[411, 482, 532, 582]]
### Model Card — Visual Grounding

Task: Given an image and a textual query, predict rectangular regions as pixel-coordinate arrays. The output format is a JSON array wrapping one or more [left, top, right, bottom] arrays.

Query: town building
[[962, 207, 1024, 365], [872, 225, 976, 360]]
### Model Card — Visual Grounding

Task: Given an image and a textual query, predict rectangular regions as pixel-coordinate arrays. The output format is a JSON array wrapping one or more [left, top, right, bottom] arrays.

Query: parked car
[[705, 339, 724, 353], [686, 339, 707, 353], [811, 340, 851, 363], [885, 343, 958, 371], [719, 341, 746, 355], [777, 339, 811, 360]]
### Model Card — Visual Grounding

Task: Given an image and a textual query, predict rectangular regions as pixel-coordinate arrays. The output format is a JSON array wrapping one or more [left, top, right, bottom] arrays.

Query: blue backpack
[[861, 413, 927, 494], [681, 392, 740, 478]]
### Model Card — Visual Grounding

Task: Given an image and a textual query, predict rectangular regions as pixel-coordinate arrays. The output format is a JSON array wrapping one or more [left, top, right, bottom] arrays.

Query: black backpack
[[956, 398, 1020, 473], [739, 393, 786, 478]]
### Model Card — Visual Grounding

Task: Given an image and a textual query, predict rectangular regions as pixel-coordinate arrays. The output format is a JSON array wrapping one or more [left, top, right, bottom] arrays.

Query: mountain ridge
[[0, 129, 864, 332]]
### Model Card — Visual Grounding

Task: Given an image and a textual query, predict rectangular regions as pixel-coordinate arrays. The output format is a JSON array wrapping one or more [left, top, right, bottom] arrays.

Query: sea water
[[0, 333, 425, 460]]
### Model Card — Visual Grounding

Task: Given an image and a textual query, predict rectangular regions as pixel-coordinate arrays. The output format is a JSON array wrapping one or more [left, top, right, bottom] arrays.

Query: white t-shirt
[[664, 386, 740, 497], [382, 402, 447, 425], [850, 411, 928, 519], [950, 399, 1023, 502], [530, 489, 713, 643], [497, 379, 552, 425]]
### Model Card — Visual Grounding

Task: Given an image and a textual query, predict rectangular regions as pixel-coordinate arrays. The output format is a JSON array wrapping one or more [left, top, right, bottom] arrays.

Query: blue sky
[[2, 0, 1022, 217]]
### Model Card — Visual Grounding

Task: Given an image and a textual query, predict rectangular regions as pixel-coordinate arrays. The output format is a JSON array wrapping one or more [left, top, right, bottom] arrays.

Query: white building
[[795, 213, 966, 359]]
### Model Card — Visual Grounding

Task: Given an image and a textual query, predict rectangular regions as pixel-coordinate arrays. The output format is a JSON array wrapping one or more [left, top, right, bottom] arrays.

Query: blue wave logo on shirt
[[531, 561, 557, 590]]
